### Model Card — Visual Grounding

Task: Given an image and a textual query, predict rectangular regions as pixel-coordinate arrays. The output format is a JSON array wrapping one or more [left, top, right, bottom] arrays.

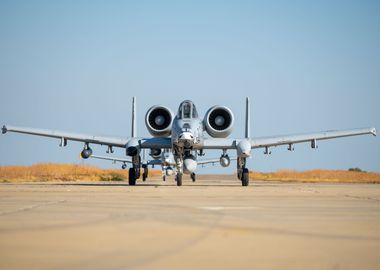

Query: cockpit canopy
[[177, 100, 198, 119]]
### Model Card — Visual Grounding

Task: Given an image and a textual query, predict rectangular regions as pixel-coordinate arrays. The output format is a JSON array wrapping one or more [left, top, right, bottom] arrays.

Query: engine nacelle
[[150, 148, 162, 159], [145, 105, 174, 137], [204, 106, 234, 138]]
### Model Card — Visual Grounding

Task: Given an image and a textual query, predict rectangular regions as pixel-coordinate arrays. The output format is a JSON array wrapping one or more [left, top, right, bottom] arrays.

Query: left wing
[[201, 127, 376, 150], [250, 128, 376, 149]]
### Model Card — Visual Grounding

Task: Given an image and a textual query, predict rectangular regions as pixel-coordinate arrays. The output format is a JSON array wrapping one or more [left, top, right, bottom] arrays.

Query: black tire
[[176, 173, 182, 186], [163, 175, 166, 181], [191, 173, 196, 182], [129, 168, 136, 186], [143, 167, 148, 181], [241, 168, 249, 186]]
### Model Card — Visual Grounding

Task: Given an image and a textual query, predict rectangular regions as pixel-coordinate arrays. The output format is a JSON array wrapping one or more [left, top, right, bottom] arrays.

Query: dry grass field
[[0, 163, 161, 182], [0, 163, 379, 183], [250, 169, 380, 183]]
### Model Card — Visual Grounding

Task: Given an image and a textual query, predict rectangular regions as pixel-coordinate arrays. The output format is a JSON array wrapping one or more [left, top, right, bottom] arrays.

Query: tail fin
[[245, 97, 250, 138], [131, 96, 136, 137]]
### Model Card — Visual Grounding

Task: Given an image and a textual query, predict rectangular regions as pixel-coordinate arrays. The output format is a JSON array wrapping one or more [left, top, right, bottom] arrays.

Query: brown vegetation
[[250, 169, 380, 183], [0, 163, 161, 182], [0, 164, 379, 183]]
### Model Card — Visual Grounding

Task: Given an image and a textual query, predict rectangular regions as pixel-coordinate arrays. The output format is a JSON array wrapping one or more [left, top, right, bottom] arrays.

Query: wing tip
[[2, 125, 7, 134], [371, 128, 377, 136]]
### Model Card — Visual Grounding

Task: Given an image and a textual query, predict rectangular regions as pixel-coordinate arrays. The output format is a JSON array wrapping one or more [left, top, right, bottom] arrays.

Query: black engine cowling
[[145, 105, 174, 137], [204, 106, 234, 138]]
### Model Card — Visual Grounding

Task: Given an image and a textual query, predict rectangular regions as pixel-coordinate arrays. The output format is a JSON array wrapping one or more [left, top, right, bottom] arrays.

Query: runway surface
[[0, 176, 380, 270]]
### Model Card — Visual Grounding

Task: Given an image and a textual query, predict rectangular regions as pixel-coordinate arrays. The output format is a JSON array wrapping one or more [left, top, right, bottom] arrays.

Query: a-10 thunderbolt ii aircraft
[[89, 149, 237, 182], [2, 97, 376, 186]]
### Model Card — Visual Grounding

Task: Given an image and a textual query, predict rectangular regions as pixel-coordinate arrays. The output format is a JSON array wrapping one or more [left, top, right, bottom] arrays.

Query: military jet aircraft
[[2, 97, 376, 186]]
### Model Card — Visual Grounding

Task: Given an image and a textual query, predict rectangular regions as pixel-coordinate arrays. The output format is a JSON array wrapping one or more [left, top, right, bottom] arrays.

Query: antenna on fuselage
[[245, 97, 250, 138], [132, 96, 136, 137]]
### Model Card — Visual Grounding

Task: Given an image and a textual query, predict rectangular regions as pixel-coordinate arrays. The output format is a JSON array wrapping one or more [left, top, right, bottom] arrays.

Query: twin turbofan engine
[[145, 106, 174, 137], [203, 106, 234, 138], [145, 105, 234, 138]]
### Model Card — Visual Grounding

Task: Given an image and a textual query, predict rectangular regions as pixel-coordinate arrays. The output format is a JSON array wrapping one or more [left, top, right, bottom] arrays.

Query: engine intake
[[204, 106, 234, 138], [145, 106, 173, 137]]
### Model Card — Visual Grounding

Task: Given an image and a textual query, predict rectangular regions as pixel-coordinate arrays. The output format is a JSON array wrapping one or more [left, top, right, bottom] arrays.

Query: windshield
[[177, 100, 198, 119]]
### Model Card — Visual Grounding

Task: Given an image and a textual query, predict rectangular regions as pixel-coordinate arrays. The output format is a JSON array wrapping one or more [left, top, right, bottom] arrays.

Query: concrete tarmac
[[0, 176, 380, 270]]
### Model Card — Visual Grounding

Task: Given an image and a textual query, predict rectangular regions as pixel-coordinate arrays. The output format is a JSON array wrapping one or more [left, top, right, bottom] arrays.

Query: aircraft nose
[[178, 132, 195, 148], [179, 132, 194, 141]]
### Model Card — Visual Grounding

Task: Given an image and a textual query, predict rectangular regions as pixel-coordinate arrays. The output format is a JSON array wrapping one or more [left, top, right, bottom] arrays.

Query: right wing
[[2, 125, 172, 149]]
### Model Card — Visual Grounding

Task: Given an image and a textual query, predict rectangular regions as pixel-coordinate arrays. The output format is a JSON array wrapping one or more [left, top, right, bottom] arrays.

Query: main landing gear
[[191, 173, 196, 182], [142, 165, 148, 182], [129, 155, 141, 186], [128, 168, 137, 186], [176, 173, 183, 186], [237, 157, 249, 186]]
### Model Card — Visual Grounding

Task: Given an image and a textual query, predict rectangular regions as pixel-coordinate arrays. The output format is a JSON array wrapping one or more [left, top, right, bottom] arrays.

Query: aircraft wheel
[[129, 168, 137, 186], [142, 167, 148, 181], [191, 173, 196, 182], [241, 168, 249, 186], [163, 175, 166, 181], [176, 173, 182, 186]]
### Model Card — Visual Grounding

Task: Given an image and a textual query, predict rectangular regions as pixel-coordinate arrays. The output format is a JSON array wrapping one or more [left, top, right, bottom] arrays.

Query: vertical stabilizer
[[245, 97, 250, 138], [131, 96, 136, 137]]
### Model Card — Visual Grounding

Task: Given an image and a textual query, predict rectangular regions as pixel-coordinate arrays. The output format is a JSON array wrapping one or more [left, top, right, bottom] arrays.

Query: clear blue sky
[[0, 0, 379, 173]]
